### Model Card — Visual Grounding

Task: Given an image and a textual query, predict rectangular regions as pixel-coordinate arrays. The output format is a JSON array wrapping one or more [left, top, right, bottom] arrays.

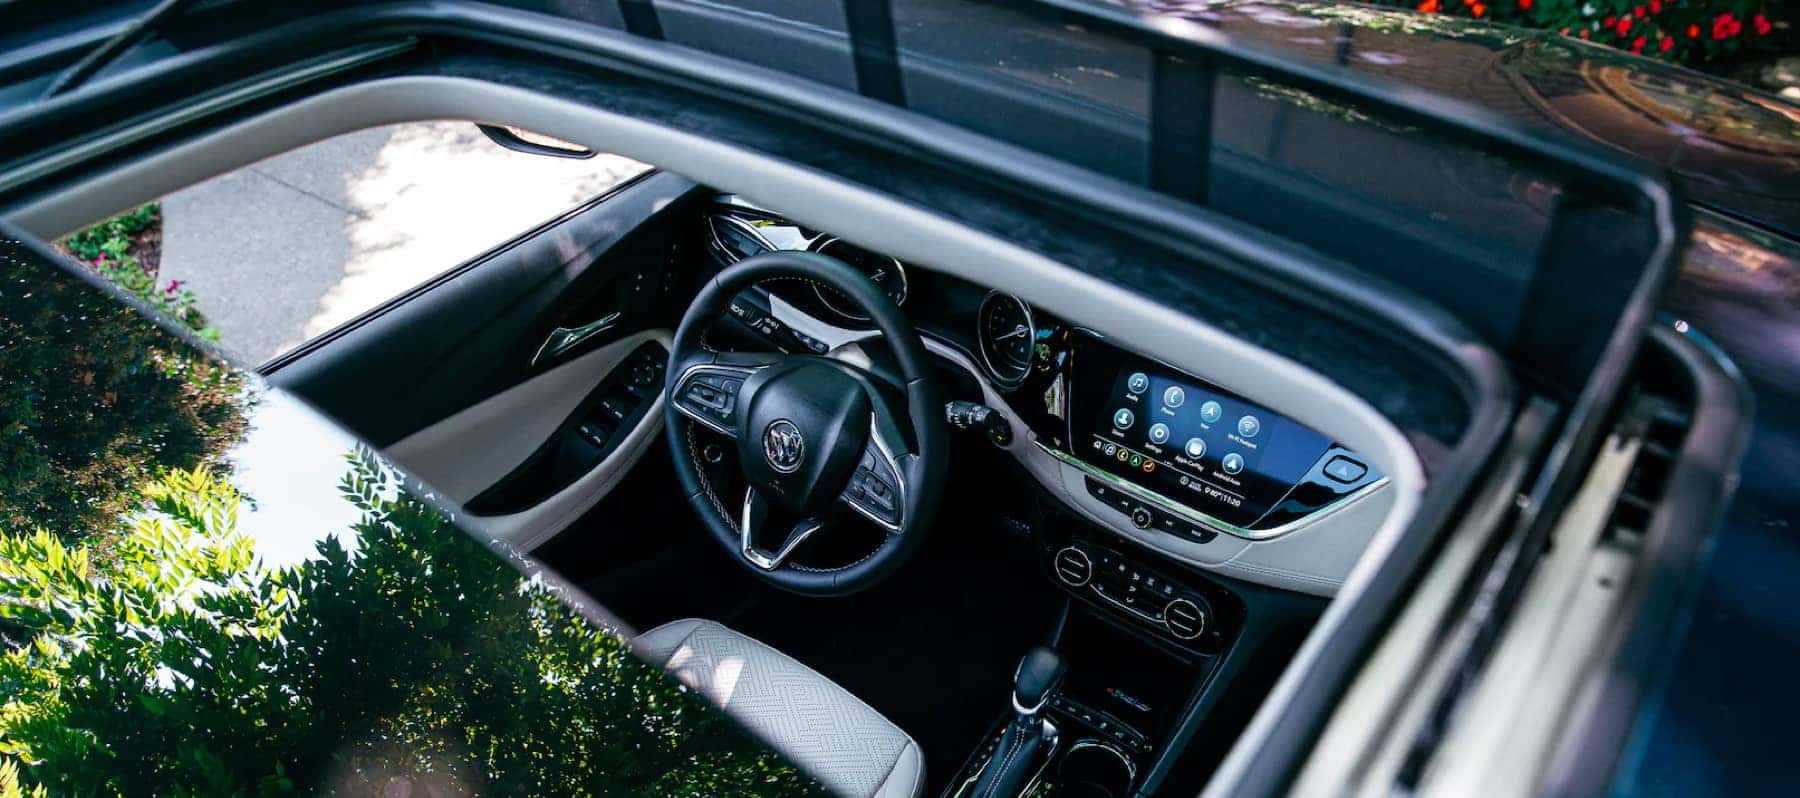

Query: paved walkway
[[162, 122, 648, 364]]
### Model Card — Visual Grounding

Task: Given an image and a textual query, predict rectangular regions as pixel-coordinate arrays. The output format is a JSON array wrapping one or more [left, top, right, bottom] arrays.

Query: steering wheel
[[664, 251, 947, 596]]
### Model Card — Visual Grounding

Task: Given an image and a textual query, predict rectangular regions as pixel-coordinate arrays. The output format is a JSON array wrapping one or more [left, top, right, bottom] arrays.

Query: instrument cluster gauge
[[811, 237, 908, 322], [978, 291, 1036, 390]]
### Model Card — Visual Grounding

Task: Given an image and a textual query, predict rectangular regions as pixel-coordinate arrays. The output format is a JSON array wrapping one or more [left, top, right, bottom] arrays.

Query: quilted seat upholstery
[[633, 618, 925, 798]]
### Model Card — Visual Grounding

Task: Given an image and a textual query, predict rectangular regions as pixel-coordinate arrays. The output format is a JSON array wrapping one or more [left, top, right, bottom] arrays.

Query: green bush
[[1371, 0, 1785, 65], [58, 203, 216, 340], [0, 455, 821, 796], [0, 241, 245, 545]]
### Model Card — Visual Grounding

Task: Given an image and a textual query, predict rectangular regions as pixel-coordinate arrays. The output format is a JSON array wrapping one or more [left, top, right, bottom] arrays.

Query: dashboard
[[702, 195, 1392, 595]]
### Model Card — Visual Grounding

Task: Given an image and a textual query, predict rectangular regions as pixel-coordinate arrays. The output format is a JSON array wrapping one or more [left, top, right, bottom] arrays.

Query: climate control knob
[[1053, 547, 1093, 587], [1165, 598, 1206, 640]]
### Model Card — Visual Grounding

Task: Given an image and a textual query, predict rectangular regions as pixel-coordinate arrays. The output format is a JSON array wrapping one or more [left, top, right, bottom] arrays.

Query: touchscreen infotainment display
[[1074, 343, 1340, 529]]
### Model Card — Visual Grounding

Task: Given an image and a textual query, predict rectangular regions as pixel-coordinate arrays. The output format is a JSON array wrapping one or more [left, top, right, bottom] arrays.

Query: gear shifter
[[970, 647, 1066, 798]]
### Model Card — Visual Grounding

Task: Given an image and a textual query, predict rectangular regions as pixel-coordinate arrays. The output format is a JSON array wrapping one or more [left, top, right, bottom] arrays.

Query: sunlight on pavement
[[301, 122, 647, 353], [160, 121, 648, 364]]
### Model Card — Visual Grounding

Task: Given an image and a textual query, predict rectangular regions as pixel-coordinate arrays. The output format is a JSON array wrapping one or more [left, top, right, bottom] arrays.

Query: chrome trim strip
[[1039, 442, 1390, 542], [531, 310, 621, 366], [739, 488, 821, 571]]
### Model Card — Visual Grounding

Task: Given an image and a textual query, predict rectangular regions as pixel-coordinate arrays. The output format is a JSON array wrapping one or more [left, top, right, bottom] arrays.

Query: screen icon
[[1116, 448, 1130, 463], [1128, 453, 1144, 468], [1127, 372, 1149, 394], [1113, 408, 1134, 429], [1237, 415, 1261, 438], [1200, 401, 1222, 423], [1221, 452, 1244, 474], [1103, 443, 1118, 457], [1162, 386, 1185, 408], [1184, 438, 1206, 459], [1148, 423, 1170, 444], [1141, 460, 1156, 473]]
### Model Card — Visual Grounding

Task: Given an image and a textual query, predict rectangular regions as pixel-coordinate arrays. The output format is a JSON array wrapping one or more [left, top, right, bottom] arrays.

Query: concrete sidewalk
[[161, 122, 648, 365]]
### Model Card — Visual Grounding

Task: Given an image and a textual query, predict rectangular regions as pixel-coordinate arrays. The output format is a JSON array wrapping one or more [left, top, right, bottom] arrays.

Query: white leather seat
[[633, 618, 925, 798]]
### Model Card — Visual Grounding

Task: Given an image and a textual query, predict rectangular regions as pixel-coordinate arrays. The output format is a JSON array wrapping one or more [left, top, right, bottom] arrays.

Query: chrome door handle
[[532, 311, 621, 366]]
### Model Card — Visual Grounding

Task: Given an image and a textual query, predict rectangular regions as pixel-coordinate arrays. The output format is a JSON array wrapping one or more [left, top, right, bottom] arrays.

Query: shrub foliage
[[0, 239, 244, 542], [0, 455, 821, 796]]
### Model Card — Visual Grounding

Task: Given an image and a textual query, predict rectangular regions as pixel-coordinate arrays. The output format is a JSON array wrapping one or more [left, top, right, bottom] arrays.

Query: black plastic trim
[[1539, 323, 1753, 797]]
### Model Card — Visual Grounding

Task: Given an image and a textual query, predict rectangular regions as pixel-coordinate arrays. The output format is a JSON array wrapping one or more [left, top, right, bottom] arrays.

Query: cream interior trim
[[385, 329, 670, 550]]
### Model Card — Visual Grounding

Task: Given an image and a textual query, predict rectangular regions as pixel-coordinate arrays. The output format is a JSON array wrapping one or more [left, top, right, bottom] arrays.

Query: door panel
[[385, 329, 672, 549], [265, 169, 701, 446]]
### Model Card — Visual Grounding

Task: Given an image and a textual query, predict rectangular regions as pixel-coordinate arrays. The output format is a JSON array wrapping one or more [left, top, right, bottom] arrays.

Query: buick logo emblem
[[763, 419, 805, 474]]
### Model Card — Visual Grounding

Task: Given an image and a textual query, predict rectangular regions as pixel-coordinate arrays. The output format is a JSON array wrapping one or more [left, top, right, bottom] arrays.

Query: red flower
[[1634, 6, 1645, 18], [1418, 0, 1439, 13], [1470, 1, 1487, 17], [1688, 23, 1700, 38], [1520, 0, 1532, 9], [1660, 36, 1674, 51], [1580, 28, 1590, 38], [1605, 15, 1616, 26], [1650, 0, 1661, 13], [1632, 35, 1647, 52], [1754, 14, 1772, 35], [1618, 17, 1632, 34], [1560, 26, 1569, 34]]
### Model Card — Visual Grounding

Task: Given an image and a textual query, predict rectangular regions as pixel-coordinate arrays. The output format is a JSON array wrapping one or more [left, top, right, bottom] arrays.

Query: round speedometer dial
[[978, 291, 1035, 389], [812, 238, 908, 322]]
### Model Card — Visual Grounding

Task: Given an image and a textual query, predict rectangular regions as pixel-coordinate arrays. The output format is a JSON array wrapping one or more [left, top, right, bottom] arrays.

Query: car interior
[[22, 121, 1418, 798], [3, 33, 1699, 789], [348, 172, 1410, 797]]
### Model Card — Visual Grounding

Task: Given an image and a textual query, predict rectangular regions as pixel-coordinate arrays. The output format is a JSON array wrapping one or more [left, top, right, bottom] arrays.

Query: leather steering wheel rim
[[664, 251, 947, 596]]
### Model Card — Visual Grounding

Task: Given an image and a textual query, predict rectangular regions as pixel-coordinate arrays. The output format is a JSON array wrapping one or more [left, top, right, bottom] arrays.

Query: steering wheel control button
[[1148, 423, 1170, 444], [1236, 415, 1261, 438], [1112, 408, 1134, 430], [1130, 506, 1154, 529], [1184, 438, 1206, 459], [679, 371, 749, 430], [1200, 401, 1223, 424], [1162, 386, 1185, 408], [1324, 455, 1368, 483], [1127, 372, 1149, 394], [1221, 453, 1245, 475]]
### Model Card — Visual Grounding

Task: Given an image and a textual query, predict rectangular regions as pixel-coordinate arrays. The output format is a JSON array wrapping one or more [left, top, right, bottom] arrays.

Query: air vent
[[1165, 598, 1206, 640], [1608, 396, 1691, 538], [1054, 547, 1093, 586]]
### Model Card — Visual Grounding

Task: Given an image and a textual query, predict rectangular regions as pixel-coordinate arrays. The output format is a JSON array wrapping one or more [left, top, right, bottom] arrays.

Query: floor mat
[[732, 525, 1064, 791]]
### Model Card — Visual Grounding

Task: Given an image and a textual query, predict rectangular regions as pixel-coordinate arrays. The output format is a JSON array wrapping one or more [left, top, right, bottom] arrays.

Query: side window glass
[[56, 122, 649, 364]]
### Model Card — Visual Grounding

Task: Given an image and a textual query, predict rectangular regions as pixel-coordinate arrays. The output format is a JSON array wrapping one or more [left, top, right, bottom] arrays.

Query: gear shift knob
[[1012, 646, 1066, 714]]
